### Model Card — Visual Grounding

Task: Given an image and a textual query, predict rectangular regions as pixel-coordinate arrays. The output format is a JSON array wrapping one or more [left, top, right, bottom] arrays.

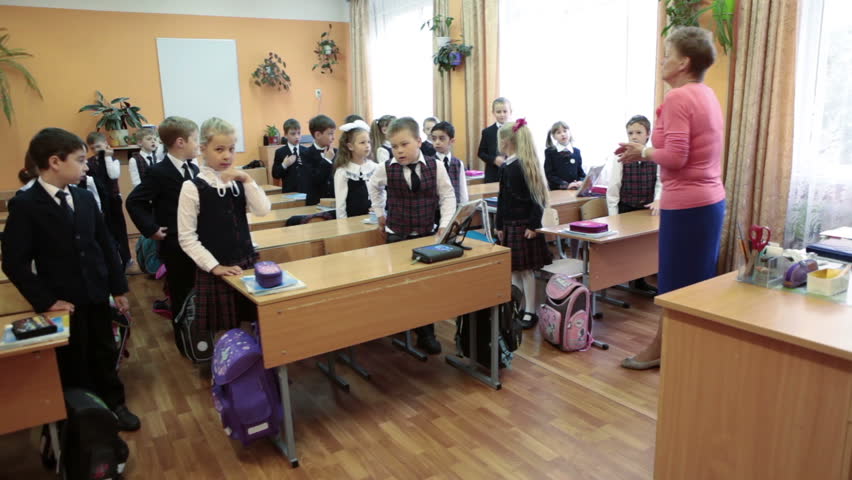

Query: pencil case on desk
[[254, 261, 283, 288], [568, 221, 608, 234], [12, 315, 58, 340], [412, 244, 465, 263]]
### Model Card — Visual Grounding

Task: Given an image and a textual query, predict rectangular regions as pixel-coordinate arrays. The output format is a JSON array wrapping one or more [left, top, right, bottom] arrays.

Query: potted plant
[[251, 52, 292, 91], [313, 24, 341, 74], [0, 28, 43, 125], [78, 91, 147, 147], [433, 39, 474, 75], [421, 14, 454, 47], [660, 0, 735, 54], [265, 125, 280, 145]]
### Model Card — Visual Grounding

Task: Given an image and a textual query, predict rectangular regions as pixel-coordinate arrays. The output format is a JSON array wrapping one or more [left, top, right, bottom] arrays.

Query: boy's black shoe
[[113, 405, 141, 431], [416, 335, 442, 355], [630, 278, 658, 295]]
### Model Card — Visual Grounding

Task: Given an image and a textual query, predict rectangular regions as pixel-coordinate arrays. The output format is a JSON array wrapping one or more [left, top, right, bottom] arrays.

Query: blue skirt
[[658, 200, 726, 295]]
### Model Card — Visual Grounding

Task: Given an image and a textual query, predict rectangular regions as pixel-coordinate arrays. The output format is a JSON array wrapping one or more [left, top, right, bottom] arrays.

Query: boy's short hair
[[135, 127, 157, 142], [344, 114, 364, 124], [28, 128, 87, 170], [159, 116, 198, 148], [423, 116, 439, 126], [388, 117, 420, 140], [492, 97, 511, 111], [282, 118, 301, 134], [625, 115, 651, 133], [86, 131, 107, 145], [308, 115, 336, 136], [431, 121, 455, 139]]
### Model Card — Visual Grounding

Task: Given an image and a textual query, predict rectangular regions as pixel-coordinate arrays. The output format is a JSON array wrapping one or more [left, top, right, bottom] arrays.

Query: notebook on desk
[[807, 238, 852, 263]]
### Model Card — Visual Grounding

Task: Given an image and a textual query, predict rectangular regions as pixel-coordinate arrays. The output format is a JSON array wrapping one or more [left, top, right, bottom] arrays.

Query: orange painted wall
[[0, 6, 350, 190]]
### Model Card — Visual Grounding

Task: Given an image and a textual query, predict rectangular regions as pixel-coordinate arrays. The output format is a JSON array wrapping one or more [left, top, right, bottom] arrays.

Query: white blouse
[[334, 160, 378, 218]]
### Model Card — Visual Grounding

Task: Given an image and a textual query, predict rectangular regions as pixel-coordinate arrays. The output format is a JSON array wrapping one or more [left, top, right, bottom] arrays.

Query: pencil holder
[[737, 250, 784, 288]]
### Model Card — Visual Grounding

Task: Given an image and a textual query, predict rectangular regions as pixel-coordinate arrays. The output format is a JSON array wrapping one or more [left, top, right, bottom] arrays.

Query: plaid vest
[[132, 153, 152, 180], [386, 158, 438, 237], [620, 161, 657, 208], [194, 178, 254, 265], [441, 155, 463, 203]]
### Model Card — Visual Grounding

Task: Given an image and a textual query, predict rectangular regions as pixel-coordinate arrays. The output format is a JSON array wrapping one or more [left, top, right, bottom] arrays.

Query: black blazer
[[1, 181, 128, 312], [477, 124, 501, 183], [303, 146, 336, 206], [125, 159, 199, 256], [271, 144, 309, 193], [544, 147, 585, 189], [420, 140, 437, 158]]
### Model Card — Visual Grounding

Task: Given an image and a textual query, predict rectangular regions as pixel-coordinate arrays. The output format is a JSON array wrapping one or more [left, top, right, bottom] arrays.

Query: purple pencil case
[[569, 221, 609, 234], [254, 261, 283, 288]]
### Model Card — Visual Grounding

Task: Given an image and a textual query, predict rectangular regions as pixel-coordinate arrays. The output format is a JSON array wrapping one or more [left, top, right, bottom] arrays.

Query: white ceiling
[[0, 0, 350, 22]]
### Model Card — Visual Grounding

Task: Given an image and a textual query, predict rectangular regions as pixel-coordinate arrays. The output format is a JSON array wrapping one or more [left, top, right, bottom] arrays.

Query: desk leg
[[49, 422, 61, 474], [445, 308, 502, 390], [272, 366, 299, 468], [596, 289, 631, 309], [392, 331, 428, 362], [317, 353, 350, 392], [582, 242, 609, 350], [338, 347, 371, 379]]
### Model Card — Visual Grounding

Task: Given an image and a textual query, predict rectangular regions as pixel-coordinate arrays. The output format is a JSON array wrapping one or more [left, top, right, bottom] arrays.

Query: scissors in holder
[[745, 225, 771, 276]]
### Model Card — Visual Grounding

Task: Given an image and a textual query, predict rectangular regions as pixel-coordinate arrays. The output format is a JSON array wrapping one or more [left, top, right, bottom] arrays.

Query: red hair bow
[[512, 118, 528, 132]]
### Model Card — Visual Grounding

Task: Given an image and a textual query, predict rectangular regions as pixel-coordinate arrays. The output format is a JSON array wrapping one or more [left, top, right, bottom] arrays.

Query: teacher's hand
[[617, 142, 646, 164]]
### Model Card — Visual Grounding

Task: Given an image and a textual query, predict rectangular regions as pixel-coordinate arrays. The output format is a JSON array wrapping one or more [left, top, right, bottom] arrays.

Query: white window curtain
[[784, 0, 852, 248], [369, 0, 434, 127], [498, 0, 657, 168]]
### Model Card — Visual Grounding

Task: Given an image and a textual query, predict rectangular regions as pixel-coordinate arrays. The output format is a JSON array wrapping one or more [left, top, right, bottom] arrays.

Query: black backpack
[[60, 389, 129, 479], [174, 289, 214, 363], [455, 284, 524, 369]]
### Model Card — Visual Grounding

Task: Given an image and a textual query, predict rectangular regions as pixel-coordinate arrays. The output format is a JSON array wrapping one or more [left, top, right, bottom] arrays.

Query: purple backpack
[[212, 329, 283, 445], [538, 274, 594, 352]]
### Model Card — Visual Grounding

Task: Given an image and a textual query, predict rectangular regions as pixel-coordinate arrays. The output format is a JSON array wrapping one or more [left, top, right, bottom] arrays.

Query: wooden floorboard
[[0, 272, 660, 479]]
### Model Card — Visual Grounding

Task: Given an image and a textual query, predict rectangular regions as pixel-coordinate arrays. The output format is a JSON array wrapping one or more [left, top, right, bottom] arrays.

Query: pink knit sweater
[[651, 83, 726, 210]]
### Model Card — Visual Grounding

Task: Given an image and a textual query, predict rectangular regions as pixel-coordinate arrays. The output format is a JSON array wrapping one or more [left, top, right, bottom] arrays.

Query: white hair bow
[[340, 120, 370, 132]]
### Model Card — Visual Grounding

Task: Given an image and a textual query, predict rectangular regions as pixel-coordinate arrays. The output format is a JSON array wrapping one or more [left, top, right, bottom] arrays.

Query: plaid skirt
[[501, 219, 552, 272], [194, 253, 258, 333]]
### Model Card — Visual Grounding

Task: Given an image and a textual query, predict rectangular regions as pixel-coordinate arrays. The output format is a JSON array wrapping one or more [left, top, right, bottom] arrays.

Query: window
[[498, 0, 658, 167], [369, 0, 434, 126], [784, 0, 852, 248]]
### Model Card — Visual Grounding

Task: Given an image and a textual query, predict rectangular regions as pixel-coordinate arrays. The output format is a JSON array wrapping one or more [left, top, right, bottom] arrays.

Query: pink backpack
[[538, 274, 593, 352]]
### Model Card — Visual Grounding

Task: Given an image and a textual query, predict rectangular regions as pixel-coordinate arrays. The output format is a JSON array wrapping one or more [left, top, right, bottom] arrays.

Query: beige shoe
[[621, 357, 661, 370]]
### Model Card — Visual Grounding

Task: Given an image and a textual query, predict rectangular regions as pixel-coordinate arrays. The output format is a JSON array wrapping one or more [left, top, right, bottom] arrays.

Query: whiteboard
[[156, 38, 245, 152]]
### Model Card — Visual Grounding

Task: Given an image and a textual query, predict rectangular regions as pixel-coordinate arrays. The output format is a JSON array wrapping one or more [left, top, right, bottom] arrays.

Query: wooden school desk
[[225, 238, 511, 467], [467, 183, 500, 201], [247, 206, 328, 231], [266, 193, 307, 210], [0, 281, 31, 317], [466, 173, 485, 185], [251, 215, 383, 263], [654, 273, 852, 480], [0, 211, 8, 223], [260, 184, 280, 195], [0, 311, 69, 466]]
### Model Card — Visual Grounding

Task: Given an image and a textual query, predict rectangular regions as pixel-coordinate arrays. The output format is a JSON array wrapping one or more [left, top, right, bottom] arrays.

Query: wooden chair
[[580, 197, 607, 220]]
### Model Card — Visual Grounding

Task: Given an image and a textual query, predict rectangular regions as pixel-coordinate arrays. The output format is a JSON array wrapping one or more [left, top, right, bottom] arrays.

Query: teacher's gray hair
[[667, 26, 716, 79]]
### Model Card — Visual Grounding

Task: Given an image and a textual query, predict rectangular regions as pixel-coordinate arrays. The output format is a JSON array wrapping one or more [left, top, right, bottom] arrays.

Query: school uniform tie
[[182, 163, 193, 181], [442, 155, 450, 171], [147, 155, 154, 166], [55, 190, 74, 219], [407, 164, 421, 193]]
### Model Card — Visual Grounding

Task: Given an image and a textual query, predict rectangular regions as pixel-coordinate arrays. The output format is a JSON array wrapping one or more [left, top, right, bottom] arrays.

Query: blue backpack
[[212, 329, 283, 445], [135, 236, 162, 275]]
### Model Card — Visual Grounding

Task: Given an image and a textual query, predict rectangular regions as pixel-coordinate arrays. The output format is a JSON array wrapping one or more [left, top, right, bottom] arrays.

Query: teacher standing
[[618, 26, 726, 370]]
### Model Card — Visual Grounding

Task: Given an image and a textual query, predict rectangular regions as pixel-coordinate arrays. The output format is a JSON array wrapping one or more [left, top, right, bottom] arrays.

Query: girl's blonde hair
[[499, 121, 550, 209], [334, 127, 370, 171], [545, 121, 572, 149], [200, 117, 236, 145], [370, 115, 396, 159]]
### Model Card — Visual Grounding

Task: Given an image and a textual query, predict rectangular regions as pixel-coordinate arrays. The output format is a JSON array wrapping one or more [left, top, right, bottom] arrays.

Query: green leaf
[[0, 74, 13, 124]]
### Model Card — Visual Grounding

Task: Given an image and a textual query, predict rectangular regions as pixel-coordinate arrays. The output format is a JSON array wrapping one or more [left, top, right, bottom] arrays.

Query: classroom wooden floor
[[1, 270, 661, 479]]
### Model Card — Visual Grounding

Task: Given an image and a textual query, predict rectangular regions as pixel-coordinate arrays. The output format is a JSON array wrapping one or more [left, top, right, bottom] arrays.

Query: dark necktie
[[147, 155, 154, 166], [443, 156, 450, 171], [294, 146, 301, 164], [408, 164, 421, 193], [55, 190, 73, 219], [182, 163, 193, 181]]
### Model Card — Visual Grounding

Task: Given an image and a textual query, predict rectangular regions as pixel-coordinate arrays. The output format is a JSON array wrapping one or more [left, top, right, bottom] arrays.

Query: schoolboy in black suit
[[420, 116, 438, 158], [303, 114, 337, 206], [2, 128, 139, 431], [271, 118, 309, 194], [126, 116, 200, 353], [477, 97, 512, 183], [85, 132, 131, 267]]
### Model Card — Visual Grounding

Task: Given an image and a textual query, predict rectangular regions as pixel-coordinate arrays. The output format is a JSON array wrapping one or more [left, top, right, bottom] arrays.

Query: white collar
[[505, 154, 518, 165], [289, 142, 300, 151], [140, 149, 156, 160], [38, 176, 71, 198], [435, 151, 450, 161], [382, 140, 391, 147], [313, 142, 326, 151], [556, 143, 574, 154], [167, 153, 196, 174], [495, 122, 503, 129]]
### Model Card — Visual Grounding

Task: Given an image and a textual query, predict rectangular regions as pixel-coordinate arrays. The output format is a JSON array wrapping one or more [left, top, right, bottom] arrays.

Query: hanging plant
[[433, 39, 473, 75], [313, 24, 341, 74], [251, 52, 291, 91], [0, 28, 43, 125], [660, 0, 735, 55]]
